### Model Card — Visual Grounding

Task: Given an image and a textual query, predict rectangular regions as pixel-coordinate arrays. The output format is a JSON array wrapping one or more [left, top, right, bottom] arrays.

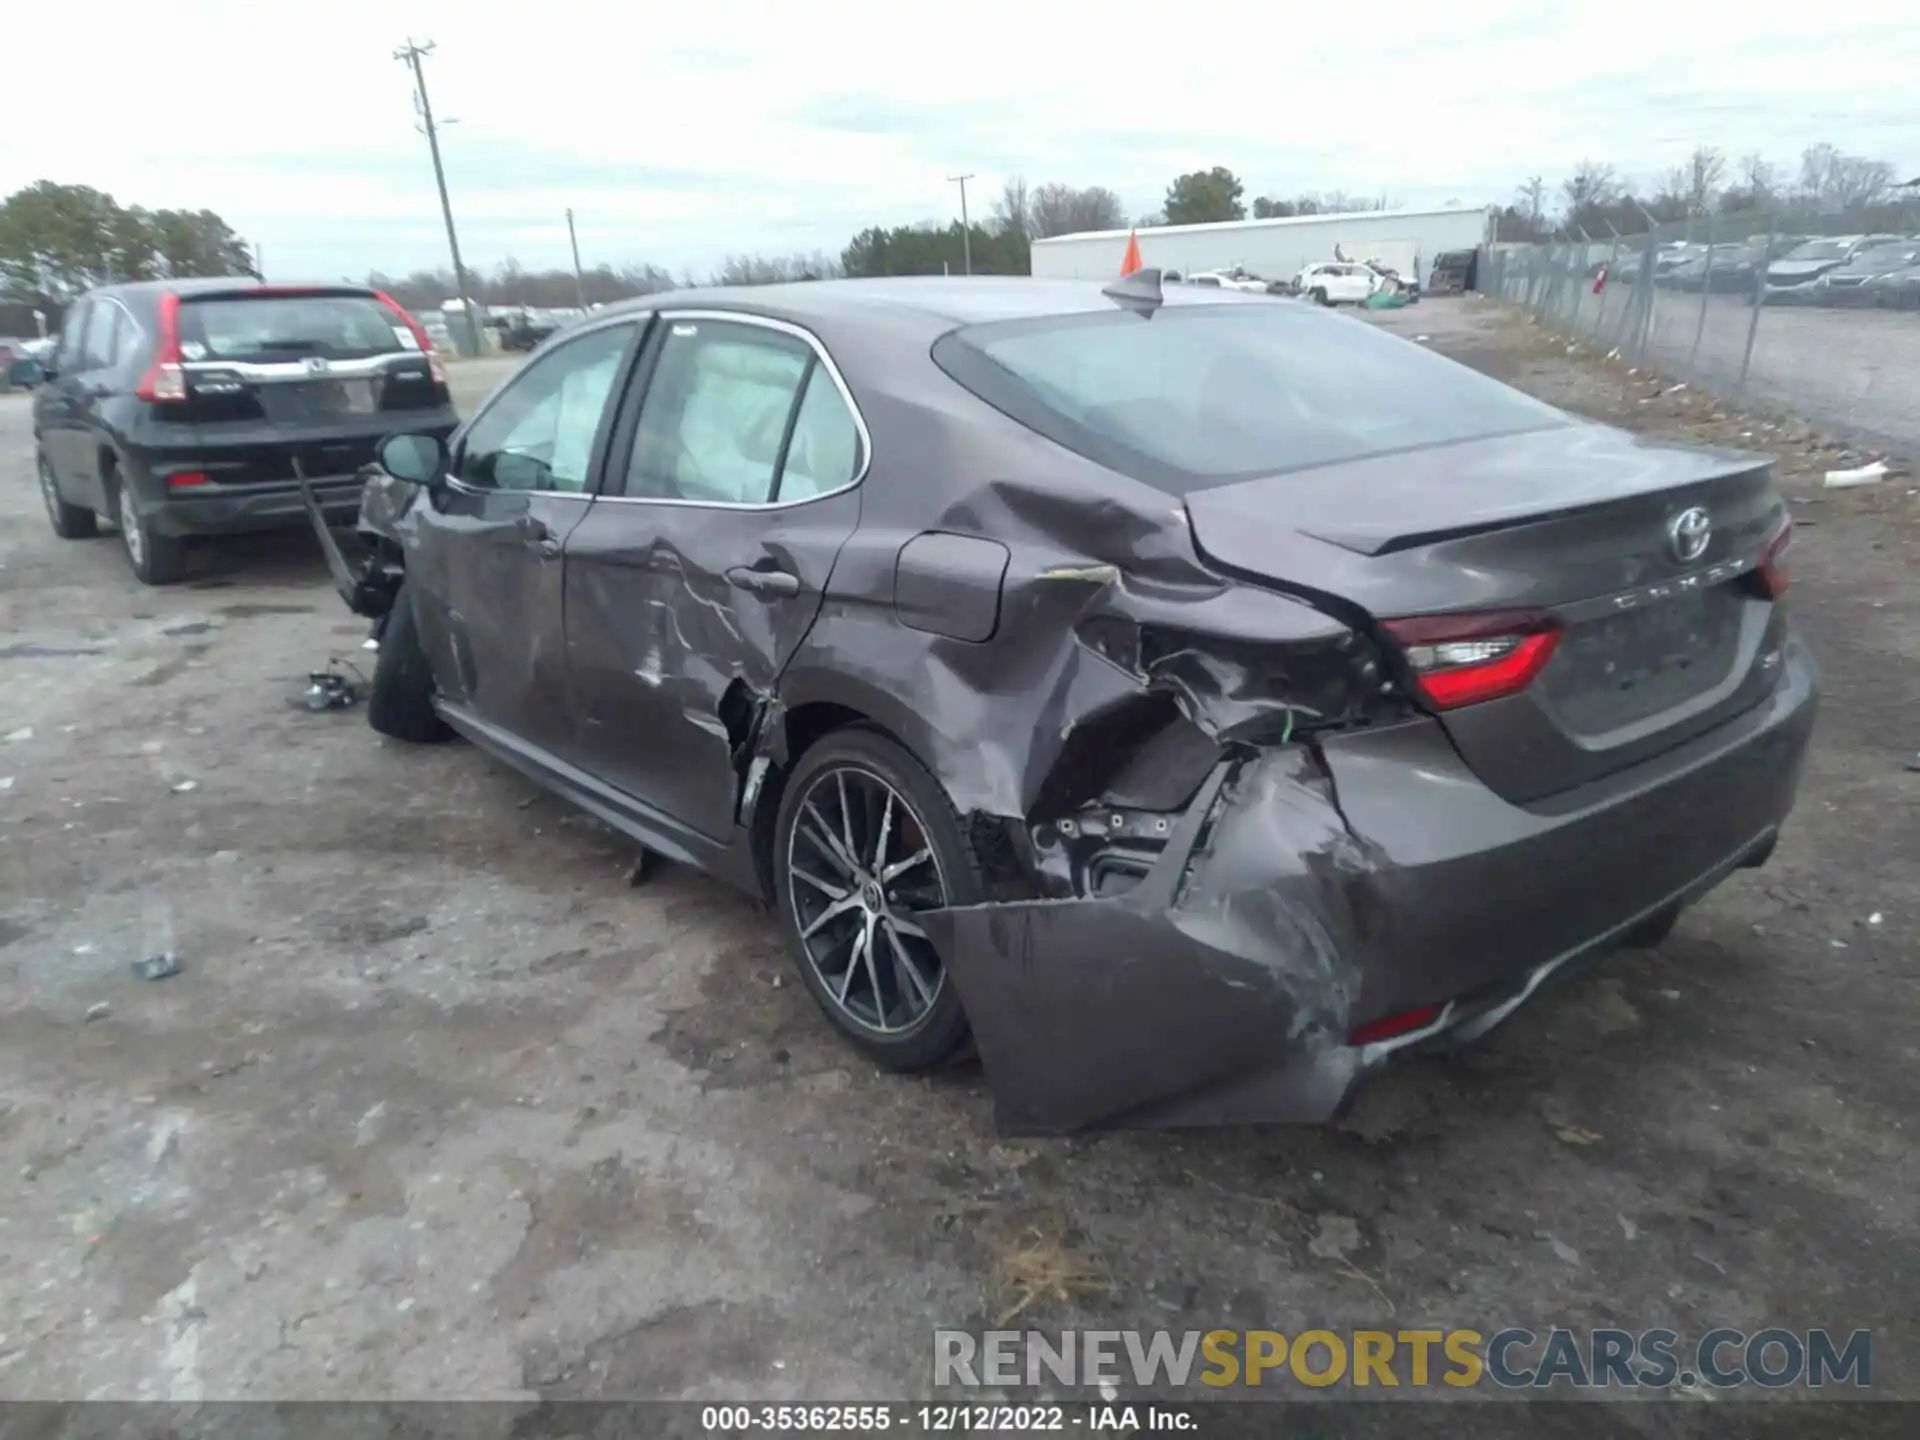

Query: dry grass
[[988, 1218, 1115, 1325]]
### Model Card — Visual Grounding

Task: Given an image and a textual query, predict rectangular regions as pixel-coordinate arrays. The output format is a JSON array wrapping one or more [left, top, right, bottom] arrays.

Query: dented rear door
[[563, 311, 866, 839]]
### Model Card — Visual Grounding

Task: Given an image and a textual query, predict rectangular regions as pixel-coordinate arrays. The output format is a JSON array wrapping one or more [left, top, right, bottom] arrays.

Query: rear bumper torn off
[[921, 643, 1818, 1134]]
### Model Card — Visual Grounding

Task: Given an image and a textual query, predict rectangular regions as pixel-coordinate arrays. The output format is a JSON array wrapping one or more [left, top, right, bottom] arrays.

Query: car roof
[[80, 277, 373, 302], [589, 276, 1281, 333]]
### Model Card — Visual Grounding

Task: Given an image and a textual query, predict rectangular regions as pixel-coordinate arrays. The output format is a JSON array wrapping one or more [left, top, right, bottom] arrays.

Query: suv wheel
[[772, 727, 983, 1072], [111, 472, 188, 586], [38, 451, 98, 539]]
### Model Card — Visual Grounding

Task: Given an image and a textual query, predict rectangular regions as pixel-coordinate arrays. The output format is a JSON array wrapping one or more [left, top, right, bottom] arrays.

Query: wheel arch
[[748, 692, 929, 906]]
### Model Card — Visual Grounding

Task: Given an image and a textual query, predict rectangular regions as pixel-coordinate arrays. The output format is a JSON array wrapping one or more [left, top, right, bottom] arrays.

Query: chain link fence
[[1481, 211, 1920, 456]]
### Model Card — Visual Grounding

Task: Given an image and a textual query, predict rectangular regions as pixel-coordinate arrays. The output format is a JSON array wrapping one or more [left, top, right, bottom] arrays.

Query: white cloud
[[6, 0, 1915, 278]]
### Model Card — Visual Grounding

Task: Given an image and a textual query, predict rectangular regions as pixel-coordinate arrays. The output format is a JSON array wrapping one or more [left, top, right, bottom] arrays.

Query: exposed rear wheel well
[[749, 701, 908, 904]]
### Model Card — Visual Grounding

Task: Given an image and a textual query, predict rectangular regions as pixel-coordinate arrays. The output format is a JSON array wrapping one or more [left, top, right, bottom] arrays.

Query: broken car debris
[[300, 276, 1818, 1133]]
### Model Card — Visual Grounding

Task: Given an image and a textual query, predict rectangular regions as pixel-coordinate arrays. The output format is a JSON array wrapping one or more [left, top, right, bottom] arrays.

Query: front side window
[[456, 323, 633, 493], [622, 319, 861, 504]]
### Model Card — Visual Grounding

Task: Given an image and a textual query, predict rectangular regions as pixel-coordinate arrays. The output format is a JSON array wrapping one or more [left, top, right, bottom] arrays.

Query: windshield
[[177, 294, 410, 362], [934, 303, 1569, 493], [1784, 240, 1851, 262]]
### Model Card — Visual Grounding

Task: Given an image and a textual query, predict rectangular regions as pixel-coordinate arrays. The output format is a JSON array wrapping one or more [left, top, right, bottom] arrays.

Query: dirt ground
[[1, 304, 1915, 1417]]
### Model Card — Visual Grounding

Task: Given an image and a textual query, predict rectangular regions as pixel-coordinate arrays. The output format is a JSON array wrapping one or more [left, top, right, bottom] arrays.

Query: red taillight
[[136, 291, 187, 403], [1349, 1003, 1445, 1047], [374, 291, 446, 385], [1383, 610, 1562, 711], [1754, 516, 1793, 599], [166, 471, 211, 489]]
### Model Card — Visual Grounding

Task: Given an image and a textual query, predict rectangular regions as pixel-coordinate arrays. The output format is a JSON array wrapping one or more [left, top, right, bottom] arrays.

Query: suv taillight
[[1383, 611, 1563, 711], [136, 291, 187, 403], [375, 291, 447, 387]]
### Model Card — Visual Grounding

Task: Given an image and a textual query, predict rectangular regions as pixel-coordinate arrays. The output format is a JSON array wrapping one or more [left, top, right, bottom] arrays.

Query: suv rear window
[[932, 303, 1568, 492], [177, 294, 409, 362]]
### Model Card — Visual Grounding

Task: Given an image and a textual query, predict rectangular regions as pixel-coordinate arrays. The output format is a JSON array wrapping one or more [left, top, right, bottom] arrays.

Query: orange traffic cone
[[1119, 230, 1143, 277]]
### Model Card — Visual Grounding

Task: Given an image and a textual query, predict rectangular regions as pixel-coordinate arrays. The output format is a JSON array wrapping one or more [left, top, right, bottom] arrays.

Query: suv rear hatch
[[1181, 425, 1791, 802], [141, 287, 453, 484]]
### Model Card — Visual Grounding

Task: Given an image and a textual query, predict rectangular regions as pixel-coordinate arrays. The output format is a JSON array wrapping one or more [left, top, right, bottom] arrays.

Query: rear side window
[[621, 318, 862, 505], [933, 304, 1569, 492], [176, 294, 409, 362]]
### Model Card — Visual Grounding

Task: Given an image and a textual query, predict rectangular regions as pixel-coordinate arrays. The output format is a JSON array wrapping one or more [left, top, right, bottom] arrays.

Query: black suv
[[32, 278, 459, 584]]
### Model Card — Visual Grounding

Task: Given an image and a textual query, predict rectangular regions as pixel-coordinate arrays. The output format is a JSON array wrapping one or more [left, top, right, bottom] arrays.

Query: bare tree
[[1686, 145, 1727, 215], [712, 252, 842, 286], [1797, 143, 1896, 209], [1739, 153, 1777, 199], [1515, 175, 1548, 230], [1027, 183, 1126, 239], [1560, 161, 1620, 216], [992, 176, 1031, 238]]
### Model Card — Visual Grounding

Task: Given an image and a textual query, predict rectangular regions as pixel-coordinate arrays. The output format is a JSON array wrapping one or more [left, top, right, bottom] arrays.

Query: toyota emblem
[[1668, 506, 1711, 563]]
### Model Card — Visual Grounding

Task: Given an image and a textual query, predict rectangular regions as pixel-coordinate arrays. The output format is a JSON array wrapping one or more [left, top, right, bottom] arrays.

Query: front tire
[[367, 586, 453, 742], [38, 451, 98, 539], [773, 727, 982, 1072], [111, 471, 188, 585], [1311, 287, 1331, 306]]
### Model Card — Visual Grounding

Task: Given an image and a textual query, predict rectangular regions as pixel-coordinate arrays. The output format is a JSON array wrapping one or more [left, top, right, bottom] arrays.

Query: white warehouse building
[[1028, 206, 1496, 285]]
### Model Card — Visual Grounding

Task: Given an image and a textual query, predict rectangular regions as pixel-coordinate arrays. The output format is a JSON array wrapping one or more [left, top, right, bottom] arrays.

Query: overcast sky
[[9, 1, 1917, 282]]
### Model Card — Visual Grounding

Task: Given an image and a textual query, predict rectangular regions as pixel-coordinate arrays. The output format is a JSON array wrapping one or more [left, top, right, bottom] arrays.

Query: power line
[[394, 38, 481, 356], [949, 174, 976, 276]]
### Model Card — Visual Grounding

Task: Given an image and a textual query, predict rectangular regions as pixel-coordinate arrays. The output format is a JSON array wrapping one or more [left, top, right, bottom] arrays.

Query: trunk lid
[[1182, 425, 1790, 802]]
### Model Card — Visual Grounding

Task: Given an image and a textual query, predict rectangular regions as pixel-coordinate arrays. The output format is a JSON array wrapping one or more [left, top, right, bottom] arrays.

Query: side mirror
[[378, 432, 449, 487]]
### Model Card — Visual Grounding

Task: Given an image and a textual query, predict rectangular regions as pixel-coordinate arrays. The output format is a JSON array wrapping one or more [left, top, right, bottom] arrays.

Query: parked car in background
[[1866, 261, 1920, 310], [1761, 235, 1904, 303], [1809, 240, 1920, 306], [307, 274, 1816, 1133], [32, 279, 459, 584], [3, 336, 52, 390], [1428, 249, 1477, 293], [1292, 262, 1377, 305], [498, 309, 564, 351], [1186, 267, 1270, 294]]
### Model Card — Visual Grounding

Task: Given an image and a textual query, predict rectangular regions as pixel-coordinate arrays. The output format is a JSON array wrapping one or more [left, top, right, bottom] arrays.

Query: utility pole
[[566, 208, 586, 311], [395, 38, 481, 356], [949, 173, 976, 276]]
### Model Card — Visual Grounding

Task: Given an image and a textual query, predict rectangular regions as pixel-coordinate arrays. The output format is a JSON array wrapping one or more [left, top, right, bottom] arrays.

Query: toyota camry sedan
[[309, 273, 1817, 1133]]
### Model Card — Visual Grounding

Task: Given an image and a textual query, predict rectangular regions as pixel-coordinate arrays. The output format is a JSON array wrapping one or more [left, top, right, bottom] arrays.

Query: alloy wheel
[[37, 455, 60, 525], [118, 486, 145, 570], [784, 764, 950, 1035]]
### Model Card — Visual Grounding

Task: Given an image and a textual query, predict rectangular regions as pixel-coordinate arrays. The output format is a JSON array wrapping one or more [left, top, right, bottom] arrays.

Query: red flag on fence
[[1119, 230, 1143, 277], [1592, 263, 1609, 295]]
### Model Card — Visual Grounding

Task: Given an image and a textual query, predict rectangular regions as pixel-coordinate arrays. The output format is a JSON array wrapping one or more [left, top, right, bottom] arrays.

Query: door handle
[[726, 565, 801, 599], [518, 515, 562, 558]]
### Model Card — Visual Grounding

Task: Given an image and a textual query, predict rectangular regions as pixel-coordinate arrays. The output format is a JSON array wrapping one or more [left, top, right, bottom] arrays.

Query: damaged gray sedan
[[309, 273, 1817, 1133]]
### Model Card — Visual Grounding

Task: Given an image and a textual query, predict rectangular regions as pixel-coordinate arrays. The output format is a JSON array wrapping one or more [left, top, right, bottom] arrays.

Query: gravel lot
[[1, 307, 1915, 1422], [1533, 279, 1920, 455]]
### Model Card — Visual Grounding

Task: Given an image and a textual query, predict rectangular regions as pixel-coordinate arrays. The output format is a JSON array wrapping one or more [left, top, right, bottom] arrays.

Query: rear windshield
[[177, 294, 410, 362], [932, 303, 1568, 491], [1783, 240, 1850, 261]]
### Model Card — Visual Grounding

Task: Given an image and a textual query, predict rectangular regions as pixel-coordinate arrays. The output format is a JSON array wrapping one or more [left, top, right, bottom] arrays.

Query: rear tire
[[38, 450, 98, 539], [367, 586, 453, 742], [110, 469, 188, 585], [772, 726, 982, 1072]]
